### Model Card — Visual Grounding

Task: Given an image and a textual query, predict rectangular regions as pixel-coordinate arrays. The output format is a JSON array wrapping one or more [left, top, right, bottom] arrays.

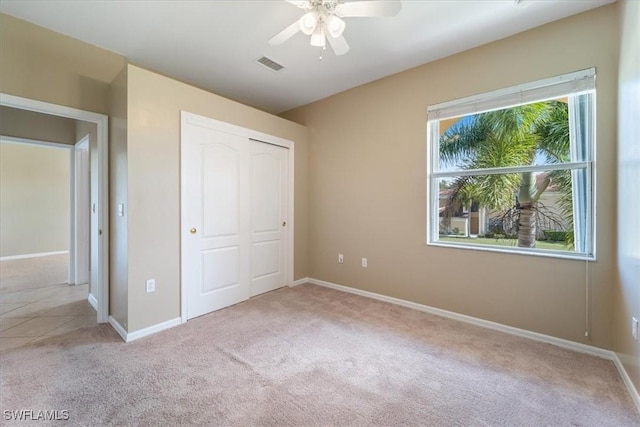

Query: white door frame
[[0, 93, 110, 323], [72, 135, 90, 286], [180, 111, 295, 323]]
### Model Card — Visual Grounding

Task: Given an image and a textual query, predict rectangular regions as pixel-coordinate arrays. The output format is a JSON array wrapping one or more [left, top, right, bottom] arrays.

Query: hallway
[[0, 255, 97, 352]]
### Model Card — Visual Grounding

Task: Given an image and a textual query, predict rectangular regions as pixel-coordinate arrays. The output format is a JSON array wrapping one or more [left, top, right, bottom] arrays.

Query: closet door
[[181, 114, 290, 320]]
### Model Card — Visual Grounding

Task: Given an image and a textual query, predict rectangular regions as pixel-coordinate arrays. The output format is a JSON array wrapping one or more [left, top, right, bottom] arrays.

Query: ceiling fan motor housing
[[270, 0, 402, 56]]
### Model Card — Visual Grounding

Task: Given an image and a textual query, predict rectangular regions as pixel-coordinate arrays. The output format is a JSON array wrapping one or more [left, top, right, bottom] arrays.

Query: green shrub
[[543, 230, 573, 242]]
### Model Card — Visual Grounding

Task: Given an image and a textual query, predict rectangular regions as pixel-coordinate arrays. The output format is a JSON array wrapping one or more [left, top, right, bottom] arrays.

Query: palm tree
[[535, 101, 575, 247], [439, 101, 570, 248]]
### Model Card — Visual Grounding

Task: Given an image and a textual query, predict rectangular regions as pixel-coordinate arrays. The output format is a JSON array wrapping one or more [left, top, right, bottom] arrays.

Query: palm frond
[[479, 103, 548, 143], [535, 101, 570, 163], [439, 117, 489, 166], [477, 173, 520, 210], [475, 134, 535, 170]]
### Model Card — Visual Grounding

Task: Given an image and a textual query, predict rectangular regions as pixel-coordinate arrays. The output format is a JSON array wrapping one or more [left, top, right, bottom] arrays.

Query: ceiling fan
[[269, 0, 402, 57]]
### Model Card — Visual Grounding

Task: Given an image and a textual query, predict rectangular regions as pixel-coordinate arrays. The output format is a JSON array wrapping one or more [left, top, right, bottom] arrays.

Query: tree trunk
[[518, 203, 536, 248]]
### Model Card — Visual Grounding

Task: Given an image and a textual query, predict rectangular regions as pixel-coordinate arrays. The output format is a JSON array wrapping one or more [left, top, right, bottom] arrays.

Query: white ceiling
[[0, 0, 613, 114]]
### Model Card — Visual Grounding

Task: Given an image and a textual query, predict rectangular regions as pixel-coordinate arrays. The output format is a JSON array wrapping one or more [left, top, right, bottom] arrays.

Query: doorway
[[0, 93, 109, 323], [0, 137, 71, 292]]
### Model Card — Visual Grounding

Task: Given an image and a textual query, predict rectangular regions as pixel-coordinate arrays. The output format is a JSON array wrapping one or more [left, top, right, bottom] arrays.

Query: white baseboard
[[303, 277, 639, 413], [289, 278, 309, 287], [108, 316, 128, 342], [0, 250, 68, 261], [127, 317, 182, 342], [613, 353, 640, 413], [108, 316, 182, 343], [87, 293, 98, 311]]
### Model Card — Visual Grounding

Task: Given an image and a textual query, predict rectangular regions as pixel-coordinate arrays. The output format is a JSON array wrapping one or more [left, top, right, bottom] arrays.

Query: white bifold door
[[181, 112, 290, 320]]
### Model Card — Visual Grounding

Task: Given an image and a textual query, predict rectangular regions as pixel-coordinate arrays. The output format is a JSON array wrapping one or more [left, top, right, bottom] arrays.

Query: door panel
[[203, 145, 239, 237], [249, 141, 288, 297], [252, 153, 280, 233], [202, 247, 239, 292], [252, 240, 280, 278]]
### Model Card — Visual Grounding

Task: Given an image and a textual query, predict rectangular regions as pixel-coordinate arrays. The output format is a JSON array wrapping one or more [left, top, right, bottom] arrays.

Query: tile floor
[[0, 283, 97, 352]]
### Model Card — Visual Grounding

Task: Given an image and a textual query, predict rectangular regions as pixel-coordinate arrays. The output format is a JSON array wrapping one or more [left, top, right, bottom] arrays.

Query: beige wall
[[0, 106, 76, 145], [615, 0, 640, 394], [0, 13, 125, 114], [282, 5, 619, 349], [125, 64, 308, 332], [0, 141, 69, 257], [108, 67, 129, 328], [0, 104, 75, 258]]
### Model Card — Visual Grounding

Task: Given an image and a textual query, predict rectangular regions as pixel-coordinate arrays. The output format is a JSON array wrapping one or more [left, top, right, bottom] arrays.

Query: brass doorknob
[[190, 228, 197, 234]]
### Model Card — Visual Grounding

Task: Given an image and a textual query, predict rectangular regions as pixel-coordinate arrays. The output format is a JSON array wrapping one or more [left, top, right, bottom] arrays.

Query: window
[[427, 69, 595, 259]]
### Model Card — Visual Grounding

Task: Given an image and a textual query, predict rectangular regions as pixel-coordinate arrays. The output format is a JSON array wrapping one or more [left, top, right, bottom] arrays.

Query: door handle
[[282, 222, 286, 227], [190, 228, 197, 234]]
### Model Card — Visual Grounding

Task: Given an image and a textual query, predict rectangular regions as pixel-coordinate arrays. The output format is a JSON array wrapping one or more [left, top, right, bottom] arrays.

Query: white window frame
[[426, 69, 596, 260]]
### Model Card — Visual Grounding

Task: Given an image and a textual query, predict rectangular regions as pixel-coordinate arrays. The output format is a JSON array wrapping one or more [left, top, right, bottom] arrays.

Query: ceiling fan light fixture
[[299, 11, 319, 35], [310, 25, 326, 47], [325, 14, 345, 38], [274, 0, 402, 58]]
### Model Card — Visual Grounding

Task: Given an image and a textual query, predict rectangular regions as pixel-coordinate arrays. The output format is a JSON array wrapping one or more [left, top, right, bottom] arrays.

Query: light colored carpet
[[0, 254, 68, 292], [0, 284, 638, 426]]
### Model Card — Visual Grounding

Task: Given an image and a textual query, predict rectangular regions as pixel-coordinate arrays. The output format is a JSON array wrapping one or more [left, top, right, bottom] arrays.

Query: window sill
[[427, 240, 596, 262]]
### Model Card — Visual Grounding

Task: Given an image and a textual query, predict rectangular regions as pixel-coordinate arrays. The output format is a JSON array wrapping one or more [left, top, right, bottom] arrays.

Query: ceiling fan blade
[[327, 34, 350, 56], [269, 20, 301, 45], [286, 0, 311, 8], [336, 0, 402, 17]]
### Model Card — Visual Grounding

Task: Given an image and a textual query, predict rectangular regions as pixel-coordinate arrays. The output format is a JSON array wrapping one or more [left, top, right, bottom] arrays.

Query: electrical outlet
[[633, 317, 638, 340], [338, 254, 344, 264], [361, 258, 367, 268], [146, 279, 156, 293]]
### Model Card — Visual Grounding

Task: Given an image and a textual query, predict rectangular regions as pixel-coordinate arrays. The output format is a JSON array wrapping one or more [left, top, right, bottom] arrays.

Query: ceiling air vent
[[256, 56, 284, 72]]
